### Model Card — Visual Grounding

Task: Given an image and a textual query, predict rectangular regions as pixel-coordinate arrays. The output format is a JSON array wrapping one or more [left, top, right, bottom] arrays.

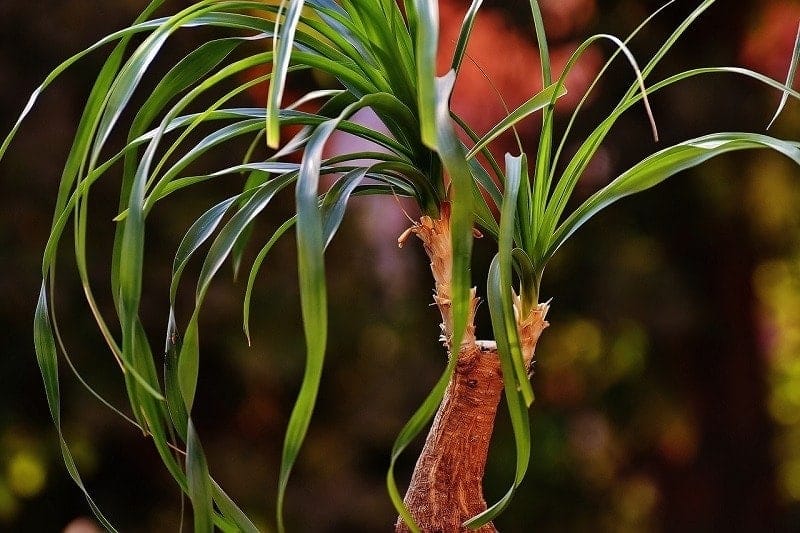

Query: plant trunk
[[397, 205, 548, 531], [395, 341, 503, 533]]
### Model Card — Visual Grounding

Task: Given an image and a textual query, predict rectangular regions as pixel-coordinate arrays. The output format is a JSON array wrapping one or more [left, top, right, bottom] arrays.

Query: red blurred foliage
[[439, 1, 602, 155], [539, 0, 598, 41], [740, 0, 800, 80]]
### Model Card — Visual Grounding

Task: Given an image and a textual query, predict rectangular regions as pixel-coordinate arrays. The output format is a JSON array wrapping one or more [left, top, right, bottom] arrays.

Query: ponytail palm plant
[[5, 0, 800, 531]]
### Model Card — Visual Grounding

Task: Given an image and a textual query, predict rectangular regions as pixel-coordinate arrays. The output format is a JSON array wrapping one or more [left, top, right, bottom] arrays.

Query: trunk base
[[395, 341, 502, 533]]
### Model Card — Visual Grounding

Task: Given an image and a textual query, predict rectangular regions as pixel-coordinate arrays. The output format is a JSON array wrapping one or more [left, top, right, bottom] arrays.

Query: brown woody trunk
[[397, 204, 548, 531], [395, 341, 503, 533]]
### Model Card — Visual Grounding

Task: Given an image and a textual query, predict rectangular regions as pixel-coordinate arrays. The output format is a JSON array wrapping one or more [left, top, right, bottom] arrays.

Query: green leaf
[[130, 318, 187, 488], [498, 155, 534, 405], [539, 64, 800, 266], [451, 0, 483, 73], [0, 12, 168, 165], [35, 283, 119, 531], [212, 479, 260, 533], [170, 197, 238, 303], [197, 174, 297, 302], [243, 217, 297, 344], [409, 0, 439, 147], [174, 174, 296, 412], [528, 0, 555, 244], [471, 177, 500, 241], [178, 317, 201, 411], [537, 31, 667, 259], [165, 311, 189, 442], [115, 7, 269, 435], [276, 91, 421, 532], [91, 1, 228, 165], [232, 134, 270, 279], [34, 285, 63, 451], [386, 71, 478, 533], [539, 0, 713, 261], [769, 22, 800, 128], [277, 112, 335, 533], [268, 0, 305, 148], [512, 248, 537, 309], [132, 37, 244, 139], [321, 167, 369, 246], [529, 1, 551, 86], [338, 1, 414, 103], [465, 83, 567, 160], [547, 133, 800, 259], [433, 71, 473, 355], [467, 256, 532, 528], [187, 420, 214, 533]]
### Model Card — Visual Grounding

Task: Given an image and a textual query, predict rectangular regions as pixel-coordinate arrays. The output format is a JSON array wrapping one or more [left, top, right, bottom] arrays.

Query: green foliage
[[3, 0, 799, 530]]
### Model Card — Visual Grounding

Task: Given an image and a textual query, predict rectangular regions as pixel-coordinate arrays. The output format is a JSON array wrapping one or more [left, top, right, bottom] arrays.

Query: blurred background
[[2, 0, 800, 531]]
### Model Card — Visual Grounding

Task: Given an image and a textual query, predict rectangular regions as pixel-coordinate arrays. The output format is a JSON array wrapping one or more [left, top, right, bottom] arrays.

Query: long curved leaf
[[276, 91, 424, 531], [466, 256, 532, 528], [243, 217, 297, 344], [539, 31, 658, 235], [499, 155, 533, 404], [268, 0, 305, 147], [465, 83, 566, 161], [388, 69, 476, 533], [434, 71, 472, 355], [277, 132, 330, 533], [547, 133, 800, 259], [170, 197, 238, 303], [451, 0, 484, 73], [212, 480, 260, 533], [538, 0, 715, 260], [409, 0, 439, 147], [769, 21, 800, 129], [187, 420, 214, 533], [177, 173, 297, 411], [321, 167, 369, 246], [34, 284, 119, 531]]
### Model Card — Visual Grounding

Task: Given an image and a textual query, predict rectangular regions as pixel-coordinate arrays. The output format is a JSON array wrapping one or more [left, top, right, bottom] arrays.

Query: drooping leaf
[[243, 217, 297, 344], [170, 197, 238, 303], [321, 167, 369, 246], [276, 91, 422, 532], [464, 155, 534, 529], [212, 479, 260, 533], [34, 283, 119, 531], [466, 256, 532, 528], [187, 420, 214, 533], [547, 133, 800, 259]]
